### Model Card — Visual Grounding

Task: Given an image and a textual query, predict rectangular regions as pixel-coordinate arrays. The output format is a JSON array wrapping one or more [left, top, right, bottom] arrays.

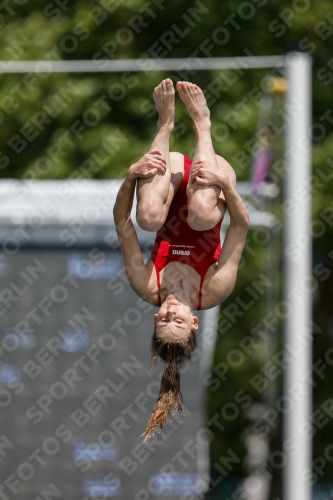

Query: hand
[[128, 150, 166, 179], [190, 160, 229, 187]]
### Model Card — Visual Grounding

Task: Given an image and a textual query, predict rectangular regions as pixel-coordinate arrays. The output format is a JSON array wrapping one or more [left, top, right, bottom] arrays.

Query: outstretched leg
[[177, 81, 236, 231], [136, 79, 176, 232]]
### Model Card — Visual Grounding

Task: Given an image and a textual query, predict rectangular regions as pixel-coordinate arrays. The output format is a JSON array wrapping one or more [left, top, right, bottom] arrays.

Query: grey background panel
[[0, 248, 205, 499]]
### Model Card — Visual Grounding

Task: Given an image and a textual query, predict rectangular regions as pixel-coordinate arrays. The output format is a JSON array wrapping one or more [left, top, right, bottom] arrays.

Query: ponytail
[[142, 327, 197, 442], [142, 363, 183, 442]]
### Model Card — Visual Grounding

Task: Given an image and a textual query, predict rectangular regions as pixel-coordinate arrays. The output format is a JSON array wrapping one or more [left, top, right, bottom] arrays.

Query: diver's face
[[154, 294, 198, 340]]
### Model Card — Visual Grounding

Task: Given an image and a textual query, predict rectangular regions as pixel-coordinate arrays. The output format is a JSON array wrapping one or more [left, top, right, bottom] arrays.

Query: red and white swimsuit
[[151, 155, 223, 310]]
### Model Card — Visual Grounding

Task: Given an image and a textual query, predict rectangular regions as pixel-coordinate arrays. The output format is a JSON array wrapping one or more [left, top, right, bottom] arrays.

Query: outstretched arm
[[191, 160, 249, 303], [113, 150, 166, 296]]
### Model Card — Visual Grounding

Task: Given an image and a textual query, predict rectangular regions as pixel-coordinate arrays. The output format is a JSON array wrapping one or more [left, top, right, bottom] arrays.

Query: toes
[[185, 82, 194, 94], [155, 79, 175, 94], [184, 83, 190, 94], [177, 80, 200, 99], [165, 78, 174, 90]]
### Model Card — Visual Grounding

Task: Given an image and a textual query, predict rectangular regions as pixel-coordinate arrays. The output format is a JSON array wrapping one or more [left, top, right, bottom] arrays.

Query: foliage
[[1, 1, 332, 497]]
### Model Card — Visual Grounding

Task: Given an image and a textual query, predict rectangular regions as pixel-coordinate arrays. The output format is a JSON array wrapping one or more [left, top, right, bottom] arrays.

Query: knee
[[136, 201, 165, 232], [187, 201, 216, 231]]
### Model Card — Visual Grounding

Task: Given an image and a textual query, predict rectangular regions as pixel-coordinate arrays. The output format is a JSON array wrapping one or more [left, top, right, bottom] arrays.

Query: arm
[[114, 150, 166, 229], [212, 176, 249, 301], [113, 171, 136, 233], [191, 160, 249, 303], [215, 175, 249, 273], [113, 150, 166, 297]]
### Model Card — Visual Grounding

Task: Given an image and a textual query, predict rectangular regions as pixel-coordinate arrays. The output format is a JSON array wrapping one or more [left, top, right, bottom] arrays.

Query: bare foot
[[176, 81, 210, 130], [153, 78, 175, 131]]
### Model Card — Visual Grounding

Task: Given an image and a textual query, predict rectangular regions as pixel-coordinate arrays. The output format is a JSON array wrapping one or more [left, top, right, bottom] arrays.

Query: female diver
[[113, 79, 249, 441]]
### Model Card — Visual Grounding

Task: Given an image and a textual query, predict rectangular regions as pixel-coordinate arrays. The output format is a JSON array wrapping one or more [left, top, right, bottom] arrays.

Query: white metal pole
[[0, 56, 285, 73], [196, 305, 221, 497], [283, 52, 312, 500]]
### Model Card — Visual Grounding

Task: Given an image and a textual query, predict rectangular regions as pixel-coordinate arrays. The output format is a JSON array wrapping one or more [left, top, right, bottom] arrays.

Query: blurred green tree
[[0, 1, 332, 498]]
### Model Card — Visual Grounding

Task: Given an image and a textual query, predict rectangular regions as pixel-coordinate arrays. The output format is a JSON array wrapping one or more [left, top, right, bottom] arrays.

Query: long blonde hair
[[141, 326, 198, 442]]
